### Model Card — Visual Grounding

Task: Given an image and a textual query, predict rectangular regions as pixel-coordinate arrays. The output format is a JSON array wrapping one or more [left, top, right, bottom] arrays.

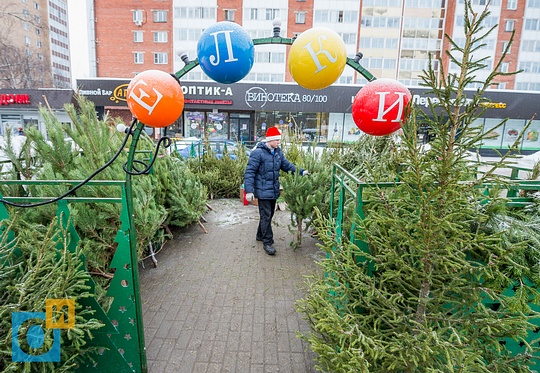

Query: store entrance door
[[229, 112, 252, 144]]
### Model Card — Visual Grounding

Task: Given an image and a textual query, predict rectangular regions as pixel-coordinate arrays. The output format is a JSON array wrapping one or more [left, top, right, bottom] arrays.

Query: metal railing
[[0, 179, 145, 372]]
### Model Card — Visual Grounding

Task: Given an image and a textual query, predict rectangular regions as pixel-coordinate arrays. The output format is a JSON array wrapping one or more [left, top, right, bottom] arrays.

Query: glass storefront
[[1, 114, 24, 136], [254, 111, 330, 142], [77, 79, 540, 153], [182, 111, 254, 142], [229, 112, 251, 143]]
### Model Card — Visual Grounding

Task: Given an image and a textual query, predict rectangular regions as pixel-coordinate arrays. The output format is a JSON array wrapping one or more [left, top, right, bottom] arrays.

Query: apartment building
[[85, 0, 540, 91], [48, 0, 71, 87], [93, 0, 173, 77], [0, 0, 70, 89]]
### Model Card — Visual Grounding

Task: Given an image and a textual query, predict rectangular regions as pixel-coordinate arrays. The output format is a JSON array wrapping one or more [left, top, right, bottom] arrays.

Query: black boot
[[263, 244, 276, 255]]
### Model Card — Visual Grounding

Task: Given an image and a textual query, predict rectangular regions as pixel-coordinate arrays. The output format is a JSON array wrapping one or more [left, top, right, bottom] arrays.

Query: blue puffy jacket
[[243, 142, 302, 200]]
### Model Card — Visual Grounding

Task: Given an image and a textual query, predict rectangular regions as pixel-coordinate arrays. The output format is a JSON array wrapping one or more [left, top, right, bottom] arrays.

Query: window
[[507, 0, 517, 9], [384, 59, 397, 69], [524, 19, 540, 31], [22, 9, 29, 19], [34, 2, 39, 9], [369, 58, 383, 69], [36, 40, 41, 48], [501, 62, 509, 73], [153, 10, 167, 22], [266, 8, 279, 20], [256, 52, 270, 63], [175, 7, 215, 19], [271, 53, 285, 63], [133, 10, 143, 24], [386, 38, 398, 49], [341, 33, 357, 44], [498, 82, 507, 89], [134, 31, 143, 42], [153, 31, 167, 43], [521, 40, 540, 52], [224, 9, 235, 21], [247, 8, 257, 20], [505, 20, 515, 31], [37, 53, 43, 60], [176, 28, 204, 41], [295, 12, 305, 24], [35, 27, 40, 35], [34, 15, 40, 23], [154, 52, 168, 64], [502, 41, 510, 53], [25, 36, 30, 45], [134, 52, 144, 64], [343, 11, 358, 23]]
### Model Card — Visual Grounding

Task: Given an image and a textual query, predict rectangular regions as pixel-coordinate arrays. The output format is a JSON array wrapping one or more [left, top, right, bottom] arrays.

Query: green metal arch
[[174, 37, 376, 82]]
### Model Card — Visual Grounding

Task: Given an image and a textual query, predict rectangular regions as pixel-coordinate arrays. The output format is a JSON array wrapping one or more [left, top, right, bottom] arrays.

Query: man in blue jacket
[[244, 127, 308, 255]]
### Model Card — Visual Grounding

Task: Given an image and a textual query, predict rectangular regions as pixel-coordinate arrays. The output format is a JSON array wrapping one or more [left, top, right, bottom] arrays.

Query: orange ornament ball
[[126, 70, 184, 128]]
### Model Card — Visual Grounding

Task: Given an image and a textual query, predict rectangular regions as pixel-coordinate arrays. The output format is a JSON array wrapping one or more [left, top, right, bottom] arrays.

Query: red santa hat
[[265, 126, 281, 141]]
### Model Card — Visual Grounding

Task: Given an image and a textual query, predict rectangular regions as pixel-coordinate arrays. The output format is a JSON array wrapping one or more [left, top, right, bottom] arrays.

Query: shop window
[[1, 114, 23, 136]]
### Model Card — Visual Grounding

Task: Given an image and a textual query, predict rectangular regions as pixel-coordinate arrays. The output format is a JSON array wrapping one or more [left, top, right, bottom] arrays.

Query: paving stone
[[140, 199, 323, 372]]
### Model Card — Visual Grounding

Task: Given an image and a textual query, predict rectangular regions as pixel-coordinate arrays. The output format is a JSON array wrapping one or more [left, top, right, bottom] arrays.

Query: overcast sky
[[67, 0, 93, 87]]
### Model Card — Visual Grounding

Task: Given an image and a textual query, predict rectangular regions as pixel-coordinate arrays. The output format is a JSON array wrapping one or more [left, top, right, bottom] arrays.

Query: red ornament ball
[[126, 70, 184, 128], [352, 79, 411, 136]]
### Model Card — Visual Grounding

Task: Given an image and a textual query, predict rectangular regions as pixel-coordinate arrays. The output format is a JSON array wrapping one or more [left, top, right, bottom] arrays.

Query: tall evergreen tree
[[298, 2, 540, 372]]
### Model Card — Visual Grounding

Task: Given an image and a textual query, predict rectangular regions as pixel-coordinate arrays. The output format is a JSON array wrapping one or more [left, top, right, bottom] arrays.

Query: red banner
[[0, 94, 31, 105]]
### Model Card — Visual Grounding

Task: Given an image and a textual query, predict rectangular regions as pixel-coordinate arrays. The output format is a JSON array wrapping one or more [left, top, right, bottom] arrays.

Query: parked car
[[174, 139, 249, 160], [251, 139, 325, 157]]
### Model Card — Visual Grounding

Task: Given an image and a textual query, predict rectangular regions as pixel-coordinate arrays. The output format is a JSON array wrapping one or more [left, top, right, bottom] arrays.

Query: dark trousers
[[256, 199, 276, 246]]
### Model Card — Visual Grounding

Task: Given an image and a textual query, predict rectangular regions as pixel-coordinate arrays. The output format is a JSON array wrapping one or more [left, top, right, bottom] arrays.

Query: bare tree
[[0, 41, 50, 88], [0, 0, 53, 88]]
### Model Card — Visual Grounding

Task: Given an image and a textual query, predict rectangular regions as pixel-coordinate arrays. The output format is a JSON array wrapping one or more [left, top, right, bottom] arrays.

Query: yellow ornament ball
[[288, 27, 347, 90]]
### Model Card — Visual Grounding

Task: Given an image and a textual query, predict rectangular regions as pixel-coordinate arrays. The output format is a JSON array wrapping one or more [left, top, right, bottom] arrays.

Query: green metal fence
[[329, 162, 540, 366], [0, 179, 145, 372]]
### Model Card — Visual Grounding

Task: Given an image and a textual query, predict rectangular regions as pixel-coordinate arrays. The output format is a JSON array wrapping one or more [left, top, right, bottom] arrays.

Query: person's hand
[[246, 193, 254, 202], [302, 170, 310, 176]]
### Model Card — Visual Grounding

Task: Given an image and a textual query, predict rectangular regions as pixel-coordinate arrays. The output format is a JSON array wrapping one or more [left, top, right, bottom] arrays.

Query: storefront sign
[[0, 94, 30, 105], [185, 99, 233, 105], [244, 87, 329, 109], [76, 78, 538, 120], [111, 84, 129, 103]]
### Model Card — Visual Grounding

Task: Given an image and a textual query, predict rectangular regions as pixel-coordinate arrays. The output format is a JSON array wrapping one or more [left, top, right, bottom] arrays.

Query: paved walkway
[[139, 199, 323, 373]]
